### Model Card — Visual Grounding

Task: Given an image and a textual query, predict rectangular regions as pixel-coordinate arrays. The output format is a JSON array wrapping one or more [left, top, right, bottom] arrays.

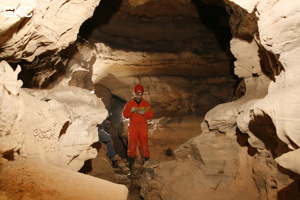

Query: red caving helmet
[[134, 84, 144, 94]]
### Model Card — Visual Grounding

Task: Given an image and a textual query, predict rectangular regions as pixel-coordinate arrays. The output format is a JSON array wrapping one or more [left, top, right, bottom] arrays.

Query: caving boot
[[143, 157, 150, 164], [127, 157, 135, 178]]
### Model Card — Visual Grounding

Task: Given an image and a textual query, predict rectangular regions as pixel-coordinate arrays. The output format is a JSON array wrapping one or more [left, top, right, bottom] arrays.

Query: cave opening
[[80, 0, 238, 180], [78, 1, 239, 198], [79, 0, 233, 56], [94, 84, 128, 159], [0, 0, 253, 200], [78, 0, 238, 119]]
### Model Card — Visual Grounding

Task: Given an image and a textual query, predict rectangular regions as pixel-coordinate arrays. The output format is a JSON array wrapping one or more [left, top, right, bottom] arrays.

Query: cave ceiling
[[1, 0, 235, 91], [79, 0, 230, 53], [77, 0, 235, 89]]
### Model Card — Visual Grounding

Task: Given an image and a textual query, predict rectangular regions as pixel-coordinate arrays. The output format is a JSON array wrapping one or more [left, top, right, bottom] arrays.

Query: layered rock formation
[[0, 0, 99, 62], [1, 0, 300, 199], [0, 0, 129, 198], [0, 60, 129, 199], [140, 0, 300, 199], [78, 0, 236, 163], [1, 60, 105, 170]]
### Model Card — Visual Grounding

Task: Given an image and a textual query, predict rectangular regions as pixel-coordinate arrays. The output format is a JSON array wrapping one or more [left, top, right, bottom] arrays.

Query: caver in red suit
[[122, 84, 154, 177]]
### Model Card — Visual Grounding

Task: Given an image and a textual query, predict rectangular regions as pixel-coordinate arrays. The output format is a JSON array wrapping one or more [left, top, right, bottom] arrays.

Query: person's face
[[134, 92, 143, 100]]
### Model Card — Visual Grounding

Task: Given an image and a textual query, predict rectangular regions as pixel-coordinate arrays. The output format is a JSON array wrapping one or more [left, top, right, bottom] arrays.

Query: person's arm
[[122, 102, 135, 119], [140, 101, 154, 119], [143, 107, 154, 119]]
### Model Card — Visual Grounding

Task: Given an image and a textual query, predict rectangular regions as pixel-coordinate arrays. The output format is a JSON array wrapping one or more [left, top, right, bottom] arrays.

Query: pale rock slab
[[252, 85, 300, 150], [0, 0, 100, 61], [0, 61, 24, 161], [0, 158, 128, 200], [230, 38, 262, 78], [276, 149, 300, 175], [141, 132, 263, 200]]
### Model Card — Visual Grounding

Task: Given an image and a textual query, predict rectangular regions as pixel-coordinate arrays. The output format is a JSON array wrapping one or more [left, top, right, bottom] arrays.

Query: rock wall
[[0, 59, 129, 199], [141, 0, 300, 199], [0, 158, 128, 200], [0, 60, 108, 171], [0, 0, 131, 198], [0, 0, 100, 62], [231, 0, 300, 177], [3, 0, 300, 199]]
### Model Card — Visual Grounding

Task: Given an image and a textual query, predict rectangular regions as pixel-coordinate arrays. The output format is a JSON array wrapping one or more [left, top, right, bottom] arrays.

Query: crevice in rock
[[249, 113, 291, 159], [58, 121, 70, 138], [259, 46, 283, 82], [236, 127, 258, 156]]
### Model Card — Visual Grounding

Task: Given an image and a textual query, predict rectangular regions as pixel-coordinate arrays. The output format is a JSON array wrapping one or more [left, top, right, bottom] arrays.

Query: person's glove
[[137, 110, 145, 115], [131, 107, 137, 112]]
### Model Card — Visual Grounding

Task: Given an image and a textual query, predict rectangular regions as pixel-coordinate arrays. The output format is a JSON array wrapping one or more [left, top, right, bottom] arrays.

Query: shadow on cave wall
[[12, 37, 94, 89], [238, 112, 300, 200], [79, 0, 123, 39], [191, 0, 239, 93], [258, 46, 285, 82], [191, 0, 231, 54], [277, 176, 300, 200], [236, 128, 258, 157], [248, 113, 292, 159]]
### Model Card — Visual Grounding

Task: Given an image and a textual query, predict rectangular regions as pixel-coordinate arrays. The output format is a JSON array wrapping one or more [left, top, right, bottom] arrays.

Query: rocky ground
[[0, 157, 128, 200], [78, 142, 148, 200], [97, 157, 147, 200], [0, 157, 145, 200]]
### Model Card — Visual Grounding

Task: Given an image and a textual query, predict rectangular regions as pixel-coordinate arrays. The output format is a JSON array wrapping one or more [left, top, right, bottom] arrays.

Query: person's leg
[[127, 125, 138, 176], [127, 156, 135, 177], [105, 140, 122, 169], [139, 124, 150, 160], [99, 129, 121, 169], [127, 125, 138, 158], [105, 140, 116, 160]]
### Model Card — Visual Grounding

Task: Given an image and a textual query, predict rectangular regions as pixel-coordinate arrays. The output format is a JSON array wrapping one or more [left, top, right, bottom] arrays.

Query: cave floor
[[0, 158, 145, 200], [114, 159, 145, 200]]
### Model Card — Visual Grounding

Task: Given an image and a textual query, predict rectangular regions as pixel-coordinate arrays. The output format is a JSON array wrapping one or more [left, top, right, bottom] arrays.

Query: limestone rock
[[13, 37, 96, 90], [0, 158, 128, 200], [92, 43, 236, 117], [0, 0, 100, 62], [0, 61, 24, 160], [140, 133, 283, 200], [2, 0, 300, 199], [0, 61, 108, 171], [141, 0, 300, 199], [276, 149, 300, 175]]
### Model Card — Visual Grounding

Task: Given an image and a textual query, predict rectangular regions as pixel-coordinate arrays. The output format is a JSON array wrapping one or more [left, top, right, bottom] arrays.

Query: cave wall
[[0, 0, 129, 199], [0, 60, 108, 170], [0, 0, 99, 62], [141, 0, 300, 199], [2, 0, 300, 199]]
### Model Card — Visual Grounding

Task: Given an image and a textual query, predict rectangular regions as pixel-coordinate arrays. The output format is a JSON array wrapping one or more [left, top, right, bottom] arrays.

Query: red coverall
[[122, 99, 154, 158]]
